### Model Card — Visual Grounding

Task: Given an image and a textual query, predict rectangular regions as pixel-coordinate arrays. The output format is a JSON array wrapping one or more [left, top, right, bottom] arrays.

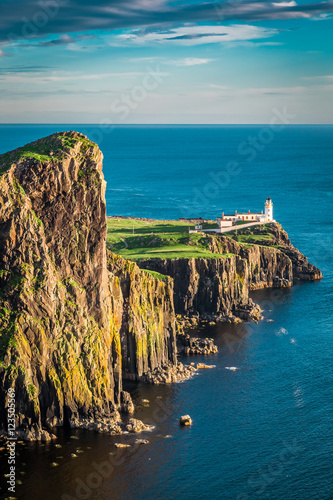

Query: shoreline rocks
[[126, 418, 148, 433], [196, 363, 215, 369], [139, 362, 196, 385], [69, 412, 123, 436], [120, 391, 135, 415], [178, 334, 218, 356]]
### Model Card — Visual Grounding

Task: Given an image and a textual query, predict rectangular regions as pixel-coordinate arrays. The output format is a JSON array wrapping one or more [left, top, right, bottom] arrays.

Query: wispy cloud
[[272, 1, 297, 7], [167, 58, 214, 66], [115, 25, 279, 46], [0, 71, 155, 84], [0, 65, 55, 74], [302, 74, 333, 80], [1, 0, 333, 43], [38, 34, 75, 47]]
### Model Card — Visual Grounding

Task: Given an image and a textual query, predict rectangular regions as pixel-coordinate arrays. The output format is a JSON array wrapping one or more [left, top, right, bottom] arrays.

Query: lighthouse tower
[[265, 197, 273, 221]]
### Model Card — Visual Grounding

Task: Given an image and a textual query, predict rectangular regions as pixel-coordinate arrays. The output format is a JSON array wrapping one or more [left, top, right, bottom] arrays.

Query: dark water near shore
[[0, 125, 332, 500]]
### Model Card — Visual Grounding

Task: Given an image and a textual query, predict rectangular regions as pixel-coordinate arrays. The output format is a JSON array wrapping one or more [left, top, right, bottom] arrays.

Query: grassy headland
[[106, 217, 232, 261], [106, 218, 278, 262], [0, 132, 96, 176]]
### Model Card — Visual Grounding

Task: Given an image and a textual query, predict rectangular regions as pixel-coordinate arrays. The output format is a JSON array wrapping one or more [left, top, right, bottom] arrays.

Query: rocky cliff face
[[138, 225, 322, 318], [0, 132, 179, 439], [138, 255, 251, 318], [107, 252, 177, 381], [259, 224, 322, 281]]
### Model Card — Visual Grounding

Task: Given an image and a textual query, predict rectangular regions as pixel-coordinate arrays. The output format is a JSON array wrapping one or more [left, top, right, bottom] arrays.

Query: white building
[[265, 197, 273, 221], [217, 197, 274, 228]]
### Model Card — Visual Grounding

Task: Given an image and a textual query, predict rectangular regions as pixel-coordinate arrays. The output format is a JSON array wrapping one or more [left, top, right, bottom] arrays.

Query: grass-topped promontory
[[106, 218, 233, 261], [0, 131, 96, 176]]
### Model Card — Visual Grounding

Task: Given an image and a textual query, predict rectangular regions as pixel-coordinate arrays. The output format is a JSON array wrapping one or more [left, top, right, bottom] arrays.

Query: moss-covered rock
[[0, 132, 122, 437]]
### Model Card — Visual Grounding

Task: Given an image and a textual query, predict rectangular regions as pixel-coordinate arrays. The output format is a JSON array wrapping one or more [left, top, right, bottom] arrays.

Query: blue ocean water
[[0, 125, 332, 500]]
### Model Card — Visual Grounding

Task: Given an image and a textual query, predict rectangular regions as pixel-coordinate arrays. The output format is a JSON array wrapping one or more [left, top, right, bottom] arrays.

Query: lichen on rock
[[0, 132, 128, 437]]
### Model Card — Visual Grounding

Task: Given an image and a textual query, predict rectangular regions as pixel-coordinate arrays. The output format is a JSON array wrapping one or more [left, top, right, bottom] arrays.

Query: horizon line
[[0, 123, 333, 127]]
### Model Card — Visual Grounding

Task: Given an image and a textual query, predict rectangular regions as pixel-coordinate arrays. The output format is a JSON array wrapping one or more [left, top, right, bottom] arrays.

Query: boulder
[[197, 363, 215, 369], [120, 391, 135, 414], [135, 439, 149, 445], [179, 415, 192, 426], [126, 418, 148, 433]]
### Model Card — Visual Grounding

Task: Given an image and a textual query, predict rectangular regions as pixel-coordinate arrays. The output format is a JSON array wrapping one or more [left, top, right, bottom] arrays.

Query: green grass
[[233, 234, 274, 243], [0, 132, 97, 176], [107, 218, 232, 261], [141, 269, 169, 281]]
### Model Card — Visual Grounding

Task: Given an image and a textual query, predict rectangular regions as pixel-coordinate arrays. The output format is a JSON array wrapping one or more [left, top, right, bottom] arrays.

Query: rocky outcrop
[[0, 132, 123, 438], [234, 224, 322, 281], [205, 232, 294, 289], [177, 335, 218, 356], [138, 256, 252, 317], [107, 252, 177, 381], [0, 132, 180, 439], [140, 362, 196, 384], [138, 224, 322, 318]]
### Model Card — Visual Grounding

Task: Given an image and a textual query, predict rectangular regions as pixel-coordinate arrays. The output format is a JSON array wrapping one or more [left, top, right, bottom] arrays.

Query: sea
[[0, 125, 332, 500]]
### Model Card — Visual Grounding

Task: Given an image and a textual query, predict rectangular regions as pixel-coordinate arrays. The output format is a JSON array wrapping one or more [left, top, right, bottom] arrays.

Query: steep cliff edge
[[0, 132, 123, 438], [137, 255, 255, 319], [0, 132, 181, 439], [107, 252, 177, 381], [138, 224, 322, 318]]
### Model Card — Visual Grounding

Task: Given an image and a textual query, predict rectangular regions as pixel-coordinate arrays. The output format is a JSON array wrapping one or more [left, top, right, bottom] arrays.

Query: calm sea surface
[[0, 125, 332, 500]]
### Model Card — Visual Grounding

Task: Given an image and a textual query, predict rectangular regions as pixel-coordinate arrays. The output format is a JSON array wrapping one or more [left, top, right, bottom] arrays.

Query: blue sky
[[0, 0, 332, 123]]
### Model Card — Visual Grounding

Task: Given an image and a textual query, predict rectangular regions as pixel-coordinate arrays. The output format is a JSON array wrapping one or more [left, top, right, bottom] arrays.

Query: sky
[[0, 0, 332, 123]]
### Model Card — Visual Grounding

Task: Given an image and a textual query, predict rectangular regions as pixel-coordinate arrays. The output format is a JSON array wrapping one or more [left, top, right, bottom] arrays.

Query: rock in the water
[[126, 418, 148, 433], [135, 439, 149, 445], [16, 425, 56, 442], [120, 391, 135, 414], [179, 415, 192, 426], [178, 335, 218, 356], [196, 363, 215, 370], [140, 362, 196, 385], [69, 413, 122, 436]]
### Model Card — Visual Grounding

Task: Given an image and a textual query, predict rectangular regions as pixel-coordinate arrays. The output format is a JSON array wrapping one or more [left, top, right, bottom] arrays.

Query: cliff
[[107, 252, 177, 381], [137, 255, 253, 318], [0, 132, 180, 439], [138, 225, 322, 318]]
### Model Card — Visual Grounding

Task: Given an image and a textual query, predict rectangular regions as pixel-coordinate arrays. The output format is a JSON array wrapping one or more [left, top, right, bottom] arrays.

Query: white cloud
[[167, 58, 214, 66], [0, 71, 156, 84], [206, 86, 306, 97], [272, 1, 297, 7], [114, 25, 278, 46]]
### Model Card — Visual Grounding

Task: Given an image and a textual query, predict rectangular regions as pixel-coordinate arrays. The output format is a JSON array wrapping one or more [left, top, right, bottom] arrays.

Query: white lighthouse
[[265, 197, 273, 221]]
